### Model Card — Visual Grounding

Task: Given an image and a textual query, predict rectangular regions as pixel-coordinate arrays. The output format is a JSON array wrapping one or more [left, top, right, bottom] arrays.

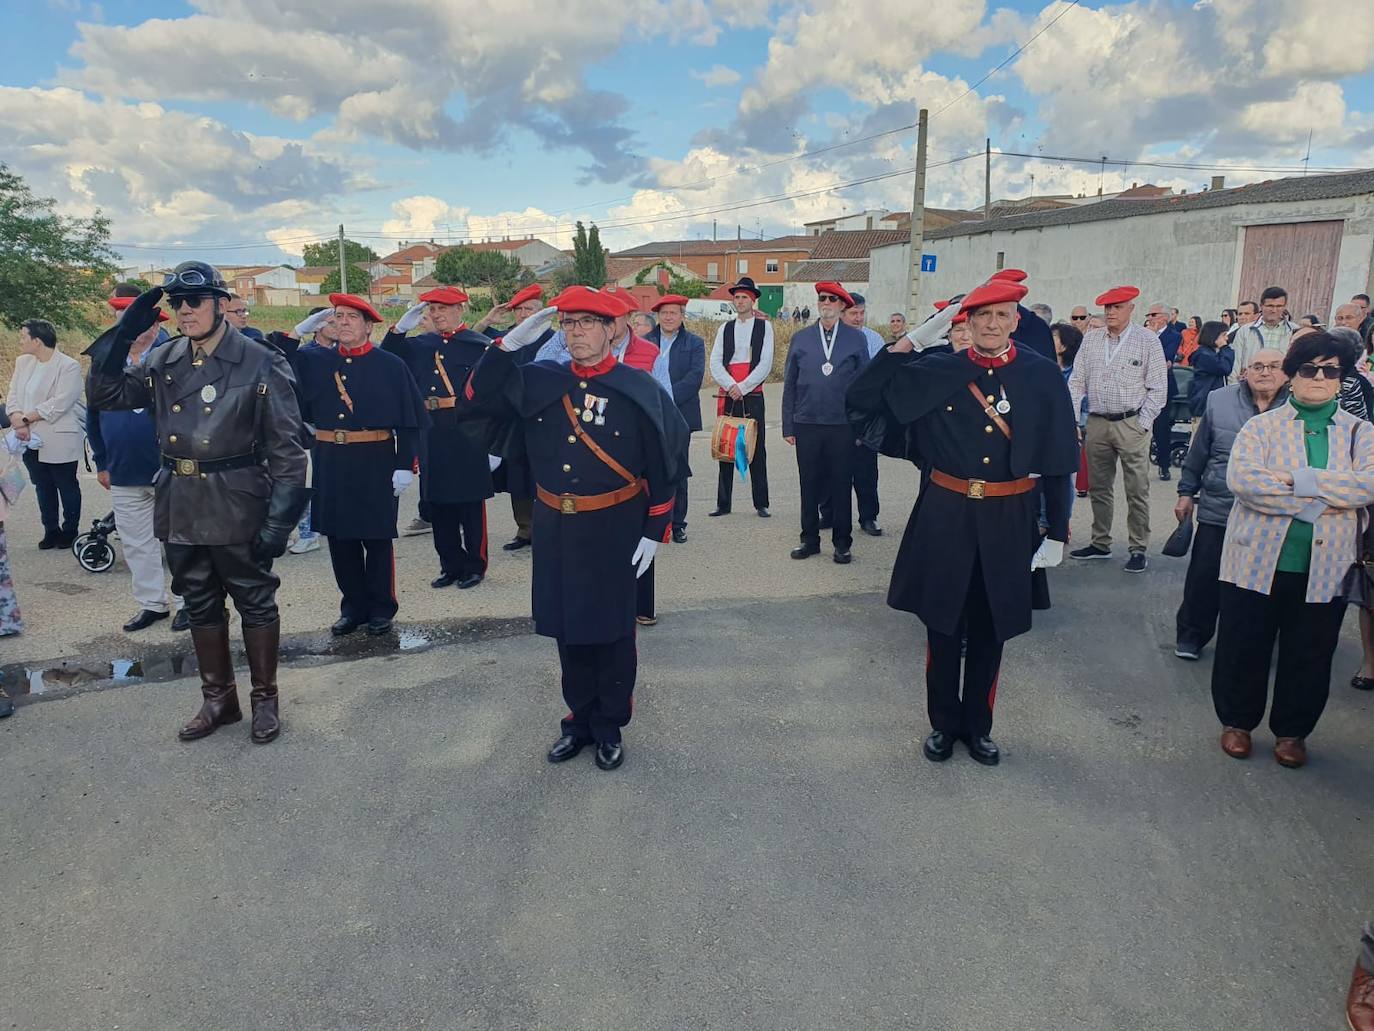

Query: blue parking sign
[[920, 254, 937, 273]]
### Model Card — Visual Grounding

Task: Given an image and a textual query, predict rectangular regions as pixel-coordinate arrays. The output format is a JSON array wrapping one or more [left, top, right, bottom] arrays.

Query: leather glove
[[1030, 538, 1064, 571], [502, 306, 557, 350], [95, 286, 165, 375], [391, 469, 413, 497], [252, 483, 313, 563], [293, 308, 333, 338], [630, 536, 658, 579], [395, 302, 428, 333], [907, 298, 961, 349]]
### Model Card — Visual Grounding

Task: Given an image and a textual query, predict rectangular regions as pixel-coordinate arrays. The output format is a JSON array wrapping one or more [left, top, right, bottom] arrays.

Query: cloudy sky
[[6, 0, 1374, 269]]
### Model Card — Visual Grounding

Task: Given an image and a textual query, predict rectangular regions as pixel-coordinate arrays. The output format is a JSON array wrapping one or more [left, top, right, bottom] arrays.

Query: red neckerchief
[[570, 353, 617, 378], [967, 343, 1017, 369], [338, 341, 373, 357], [438, 324, 468, 341]]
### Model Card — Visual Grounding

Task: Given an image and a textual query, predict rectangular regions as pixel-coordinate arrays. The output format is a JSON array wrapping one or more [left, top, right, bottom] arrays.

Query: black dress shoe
[[833, 549, 852, 564], [170, 609, 191, 632], [123, 609, 170, 632], [1159, 468, 1172, 482], [365, 618, 393, 636], [923, 730, 956, 762], [0, 695, 12, 719], [37, 531, 59, 550], [431, 572, 458, 588], [330, 617, 361, 637], [672, 528, 688, 544], [547, 734, 585, 763], [968, 735, 1001, 766], [790, 544, 820, 559], [756, 507, 770, 518], [595, 742, 625, 770], [708, 508, 729, 517], [860, 520, 883, 537], [457, 573, 484, 589], [1352, 675, 1374, 692], [502, 536, 531, 551]]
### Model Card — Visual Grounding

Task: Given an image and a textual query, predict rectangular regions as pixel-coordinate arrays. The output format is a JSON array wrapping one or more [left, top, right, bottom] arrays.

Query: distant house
[[294, 265, 334, 295], [609, 235, 817, 314], [459, 238, 569, 272], [603, 257, 699, 288], [803, 209, 894, 234], [219, 265, 300, 305], [779, 228, 909, 311]]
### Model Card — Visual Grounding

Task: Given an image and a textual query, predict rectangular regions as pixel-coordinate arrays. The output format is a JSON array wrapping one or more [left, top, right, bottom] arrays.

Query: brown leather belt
[[537, 481, 644, 515], [424, 396, 457, 410], [315, 429, 393, 445], [931, 469, 1037, 500]]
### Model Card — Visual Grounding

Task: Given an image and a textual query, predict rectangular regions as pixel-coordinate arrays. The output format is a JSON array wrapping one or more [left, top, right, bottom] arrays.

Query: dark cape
[[1012, 305, 1056, 363], [482, 325, 554, 497]]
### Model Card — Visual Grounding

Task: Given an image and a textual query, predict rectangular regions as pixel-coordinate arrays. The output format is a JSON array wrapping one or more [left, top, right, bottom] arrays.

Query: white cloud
[[692, 65, 742, 88]]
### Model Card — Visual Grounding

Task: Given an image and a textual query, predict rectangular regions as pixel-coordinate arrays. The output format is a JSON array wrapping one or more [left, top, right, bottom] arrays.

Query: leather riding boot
[[178, 622, 242, 741], [243, 620, 282, 744]]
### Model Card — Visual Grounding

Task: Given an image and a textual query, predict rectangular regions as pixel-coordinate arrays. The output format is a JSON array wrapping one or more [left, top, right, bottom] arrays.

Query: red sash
[[717, 361, 762, 415]]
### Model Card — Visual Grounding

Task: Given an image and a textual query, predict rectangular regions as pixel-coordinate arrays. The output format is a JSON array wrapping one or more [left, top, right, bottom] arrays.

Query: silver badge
[[582, 408, 594, 423], [821, 362, 834, 377], [995, 399, 1011, 415], [201, 385, 216, 404]]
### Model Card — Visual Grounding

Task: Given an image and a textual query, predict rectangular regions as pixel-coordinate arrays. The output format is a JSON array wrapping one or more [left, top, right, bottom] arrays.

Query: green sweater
[[1277, 397, 1338, 573]]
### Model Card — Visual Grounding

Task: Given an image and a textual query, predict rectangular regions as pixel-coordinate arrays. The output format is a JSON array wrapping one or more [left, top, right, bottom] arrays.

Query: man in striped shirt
[[1066, 285, 1169, 572]]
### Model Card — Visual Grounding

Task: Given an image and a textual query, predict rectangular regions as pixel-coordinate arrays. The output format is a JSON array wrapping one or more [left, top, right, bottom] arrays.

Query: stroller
[[71, 511, 118, 573], [1149, 365, 1194, 470]]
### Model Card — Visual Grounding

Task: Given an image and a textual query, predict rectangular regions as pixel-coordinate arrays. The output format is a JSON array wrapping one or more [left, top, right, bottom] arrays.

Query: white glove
[[907, 300, 961, 349], [630, 536, 658, 579], [502, 305, 558, 350], [391, 469, 414, 497], [1031, 538, 1064, 571], [488, 454, 502, 471], [395, 302, 428, 334], [293, 308, 333, 338]]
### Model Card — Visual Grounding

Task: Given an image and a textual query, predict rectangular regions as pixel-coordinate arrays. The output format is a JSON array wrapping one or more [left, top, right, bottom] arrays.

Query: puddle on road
[[0, 616, 532, 707]]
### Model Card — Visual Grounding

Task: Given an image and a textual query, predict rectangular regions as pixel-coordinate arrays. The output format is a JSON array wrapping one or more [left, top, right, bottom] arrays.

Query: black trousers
[[820, 441, 879, 525], [636, 564, 654, 619], [1152, 406, 1174, 474], [925, 558, 1004, 739], [1175, 522, 1226, 648], [22, 450, 80, 535], [717, 394, 769, 511], [557, 635, 637, 745], [165, 541, 280, 629], [1211, 573, 1346, 738], [431, 500, 487, 576], [1360, 921, 1374, 976], [796, 423, 855, 551], [511, 496, 533, 541], [328, 537, 396, 622]]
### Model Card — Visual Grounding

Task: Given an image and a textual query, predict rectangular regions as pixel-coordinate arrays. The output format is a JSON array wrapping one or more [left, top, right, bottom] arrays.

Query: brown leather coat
[[88, 327, 308, 545]]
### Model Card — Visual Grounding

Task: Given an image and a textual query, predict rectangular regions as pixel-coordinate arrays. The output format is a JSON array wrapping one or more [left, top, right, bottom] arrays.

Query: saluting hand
[[394, 301, 428, 334]]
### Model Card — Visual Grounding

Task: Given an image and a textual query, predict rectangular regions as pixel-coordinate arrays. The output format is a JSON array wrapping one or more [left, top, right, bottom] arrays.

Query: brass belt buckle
[[559, 495, 576, 515], [334, 429, 348, 444], [425, 397, 437, 410], [967, 479, 986, 499], [176, 458, 197, 476]]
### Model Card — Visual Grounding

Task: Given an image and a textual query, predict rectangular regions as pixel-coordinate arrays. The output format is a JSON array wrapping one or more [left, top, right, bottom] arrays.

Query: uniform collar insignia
[[571, 353, 618, 378], [967, 343, 1017, 369]]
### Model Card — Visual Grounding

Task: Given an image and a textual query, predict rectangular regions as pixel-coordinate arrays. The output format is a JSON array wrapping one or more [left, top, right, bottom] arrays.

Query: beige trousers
[[1085, 414, 1152, 553]]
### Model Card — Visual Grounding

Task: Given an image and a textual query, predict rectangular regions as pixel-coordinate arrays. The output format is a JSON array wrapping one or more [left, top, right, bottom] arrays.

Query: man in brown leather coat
[[87, 261, 310, 744]]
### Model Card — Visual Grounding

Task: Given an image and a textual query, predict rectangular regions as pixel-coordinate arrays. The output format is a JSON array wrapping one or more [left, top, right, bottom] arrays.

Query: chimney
[[1210, 175, 1225, 192]]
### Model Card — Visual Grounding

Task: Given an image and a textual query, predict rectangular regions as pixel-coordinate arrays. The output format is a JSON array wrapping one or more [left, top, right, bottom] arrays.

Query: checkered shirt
[[1066, 323, 1169, 428]]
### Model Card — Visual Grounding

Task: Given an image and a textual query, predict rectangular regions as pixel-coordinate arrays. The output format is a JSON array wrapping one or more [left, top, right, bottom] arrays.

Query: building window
[[766, 259, 780, 273], [707, 262, 719, 280], [738, 258, 749, 274], [996, 251, 1005, 270]]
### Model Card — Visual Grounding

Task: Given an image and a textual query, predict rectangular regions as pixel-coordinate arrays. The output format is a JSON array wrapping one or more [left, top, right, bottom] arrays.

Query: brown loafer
[[1273, 736, 1307, 768], [1348, 963, 1374, 1031], [1219, 727, 1252, 759]]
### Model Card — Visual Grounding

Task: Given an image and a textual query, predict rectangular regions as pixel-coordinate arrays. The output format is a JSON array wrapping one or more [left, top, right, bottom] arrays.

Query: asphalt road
[[3, 386, 1372, 1029]]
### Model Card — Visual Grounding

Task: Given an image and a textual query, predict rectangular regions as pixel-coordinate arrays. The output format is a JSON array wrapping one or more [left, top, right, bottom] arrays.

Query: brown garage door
[[1237, 220, 1344, 320]]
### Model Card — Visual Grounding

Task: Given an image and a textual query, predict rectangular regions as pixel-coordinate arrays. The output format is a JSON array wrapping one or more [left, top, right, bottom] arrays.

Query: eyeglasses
[[1248, 361, 1283, 373], [1295, 363, 1342, 380], [817, 294, 839, 303], [562, 316, 608, 331], [169, 295, 211, 311]]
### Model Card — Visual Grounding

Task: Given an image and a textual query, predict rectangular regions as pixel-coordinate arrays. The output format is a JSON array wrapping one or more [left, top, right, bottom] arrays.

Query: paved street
[[3, 384, 1372, 1029]]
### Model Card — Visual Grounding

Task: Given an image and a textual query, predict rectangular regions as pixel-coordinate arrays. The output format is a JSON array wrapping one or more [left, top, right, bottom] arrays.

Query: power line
[[992, 148, 1365, 175]]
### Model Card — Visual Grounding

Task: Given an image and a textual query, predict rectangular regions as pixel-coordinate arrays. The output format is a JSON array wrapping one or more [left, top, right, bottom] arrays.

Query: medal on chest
[[583, 392, 609, 426], [201, 385, 217, 404], [820, 325, 837, 377]]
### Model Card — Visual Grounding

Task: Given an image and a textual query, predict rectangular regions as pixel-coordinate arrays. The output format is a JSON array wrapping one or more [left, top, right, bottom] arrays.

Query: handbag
[[1340, 506, 1374, 607], [710, 396, 757, 464], [1161, 513, 1193, 557], [0, 453, 27, 506]]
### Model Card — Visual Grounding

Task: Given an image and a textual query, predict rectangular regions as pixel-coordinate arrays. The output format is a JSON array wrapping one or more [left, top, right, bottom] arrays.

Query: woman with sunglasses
[[1210, 331, 1374, 768]]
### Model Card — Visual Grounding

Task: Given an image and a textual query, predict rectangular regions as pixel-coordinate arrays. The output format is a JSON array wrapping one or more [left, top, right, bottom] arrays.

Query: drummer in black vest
[[846, 278, 1078, 766], [708, 276, 773, 518], [383, 286, 495, 589], [474, 283, 554, 552], [289, 294, 427, 637], [464, 286, 689, 770]]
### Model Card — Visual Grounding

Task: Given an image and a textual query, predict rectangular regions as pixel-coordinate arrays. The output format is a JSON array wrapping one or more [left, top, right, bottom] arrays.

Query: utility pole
[[984, 138, 991, 220], [337, 223, 347, 292], [905, 108, 929, 321]]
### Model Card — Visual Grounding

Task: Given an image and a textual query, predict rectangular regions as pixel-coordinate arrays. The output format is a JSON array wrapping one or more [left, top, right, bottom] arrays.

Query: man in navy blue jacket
[[646, 294, 704, 543], [88, 297, 186, 633]]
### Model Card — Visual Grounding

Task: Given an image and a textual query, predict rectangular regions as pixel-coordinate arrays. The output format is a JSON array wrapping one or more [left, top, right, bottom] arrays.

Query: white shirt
[[710, 316, 775, 395], [860, 326, 885, 359]]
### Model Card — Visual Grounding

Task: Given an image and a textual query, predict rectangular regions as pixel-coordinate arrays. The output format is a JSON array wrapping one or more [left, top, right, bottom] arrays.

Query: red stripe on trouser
[[988, 663, 1001, 713], [479, 501, 488, 566], [389, 547, 397, 603]]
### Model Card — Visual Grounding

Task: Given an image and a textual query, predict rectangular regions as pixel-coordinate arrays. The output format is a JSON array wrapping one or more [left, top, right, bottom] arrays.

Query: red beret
[[1095, 285, 1140, 306], [933, 299, 951, 311], [601, 286, 640, 314], [507, 284, 544, 308], [815, 281, 855, 308], [551, 286, 622, 319], [650, 294, 690, 312], [419, 286, 469, 305], [990, 268, 1027, 283], [109, 295, 169, 322], [958, 280, 1029, 314], [330, 293, 382, 323], [951, 312, 968, 325]]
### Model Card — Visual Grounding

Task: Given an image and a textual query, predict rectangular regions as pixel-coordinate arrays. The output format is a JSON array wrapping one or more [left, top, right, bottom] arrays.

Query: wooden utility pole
[[983, 138, 991, 220], [905, 108, 929, 320], [337, 224, 347, 292]]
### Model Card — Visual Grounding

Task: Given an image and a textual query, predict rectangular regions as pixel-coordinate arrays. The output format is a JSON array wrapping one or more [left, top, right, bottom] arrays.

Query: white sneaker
[[402, 518, 433, 536], [289, 535, 321, 554]]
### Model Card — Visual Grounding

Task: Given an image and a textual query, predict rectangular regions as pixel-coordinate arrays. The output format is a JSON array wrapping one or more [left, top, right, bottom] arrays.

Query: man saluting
[[847, 278, 1078, 766], [464, 287, 689, 770]]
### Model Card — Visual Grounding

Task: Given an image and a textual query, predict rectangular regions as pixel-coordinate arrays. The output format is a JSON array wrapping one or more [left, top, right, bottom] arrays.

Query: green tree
[[633, 261, 710, 299], [0, 164, 119, 331], [302, 238, 377, 269], [570, 220, 607, 286], [320, 264, 371, 293], [433, 246, 525, 302]]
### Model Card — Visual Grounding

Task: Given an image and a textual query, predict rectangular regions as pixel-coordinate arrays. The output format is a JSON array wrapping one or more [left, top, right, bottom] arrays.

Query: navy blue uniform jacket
[[466, 347, 689, 644], [483, 325, 553, 498], [646, 326, 706, 433]]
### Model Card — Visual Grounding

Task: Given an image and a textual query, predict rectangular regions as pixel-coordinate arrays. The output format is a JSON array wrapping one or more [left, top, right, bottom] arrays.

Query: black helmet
[[162, 260, 231, 299]]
